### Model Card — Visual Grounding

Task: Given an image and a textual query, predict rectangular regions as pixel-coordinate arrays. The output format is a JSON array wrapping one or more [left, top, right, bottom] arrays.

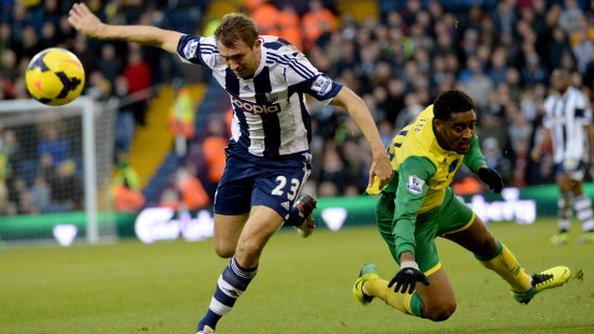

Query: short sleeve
[[574, 93, 593, 125], [176, 34, 218, 69], [279, 51, 342, 103]]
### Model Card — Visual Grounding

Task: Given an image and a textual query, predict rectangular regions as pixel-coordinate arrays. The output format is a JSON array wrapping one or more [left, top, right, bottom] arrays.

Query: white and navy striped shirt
[[177, 34, 342, 157], [543, 86, 592, 164]]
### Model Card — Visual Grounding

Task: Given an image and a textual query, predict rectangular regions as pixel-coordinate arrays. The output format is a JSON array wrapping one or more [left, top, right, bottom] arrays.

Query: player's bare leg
[[568, 177, 594, 243], [197, 206, 284, 333], [415, 269, 457, 321], [353, 264, 456, 321], [443, 215, 533, 292], [552, 173, 574, 245], [212, 213, 249, 258], [443, 216, 570, 304], [234, 205, 285, 267]]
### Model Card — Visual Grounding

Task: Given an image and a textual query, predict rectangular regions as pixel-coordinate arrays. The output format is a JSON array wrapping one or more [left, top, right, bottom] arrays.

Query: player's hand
[[68, 3, 104, 38], [477, 167, 504, 194], [388, 262, 430, 294], [368, 150, 393, 192]]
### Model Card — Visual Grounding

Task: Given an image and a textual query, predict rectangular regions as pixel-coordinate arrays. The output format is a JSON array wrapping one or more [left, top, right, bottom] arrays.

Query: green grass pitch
[[1, 218, 593, 333]]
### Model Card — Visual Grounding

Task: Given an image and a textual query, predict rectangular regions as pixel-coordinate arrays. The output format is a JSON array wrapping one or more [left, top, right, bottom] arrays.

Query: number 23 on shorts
[[271, 175, 301, 201]]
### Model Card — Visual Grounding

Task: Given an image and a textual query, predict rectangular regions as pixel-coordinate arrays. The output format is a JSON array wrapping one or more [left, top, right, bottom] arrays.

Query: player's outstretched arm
[[330, 86, 393, 188], [68, 3, 183, 54]]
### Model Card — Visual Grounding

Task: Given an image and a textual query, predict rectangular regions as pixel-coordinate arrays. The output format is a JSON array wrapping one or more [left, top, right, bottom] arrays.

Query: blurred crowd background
[[1, 0, 594, 215]]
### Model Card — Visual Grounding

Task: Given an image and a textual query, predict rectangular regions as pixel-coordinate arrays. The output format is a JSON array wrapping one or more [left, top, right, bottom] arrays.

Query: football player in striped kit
[[68, 5, 392, 333], [532, 69, 594, 245]]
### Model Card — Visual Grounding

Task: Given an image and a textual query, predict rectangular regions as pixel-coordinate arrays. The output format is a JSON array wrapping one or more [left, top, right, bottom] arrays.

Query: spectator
[[49, 160, 82, 211], [317, 141, 348, 194], [38, 21, 58, 51], [488, 47, 509, 86], [302, 0, 337, 51], [99, 43, 122, 83], [395, 93, 423, 129], [174, 166, 209, 211], [112, 157, 141, 191], [72, 34, 98, 74], [42, 0, 61, 26], [114, 75, 136, 155], [14, 177, 34, 214], [559, 0, 585, 33], [30, 175, 50, 213], [122, 45, 152, 125], [521, 52, 548, 85], [87, 71, 112, 101], [460, 56, 494, 108], [249, 0, 280, 36], [37, 124, 68, 167], [493, 0, 516, 36], [159, 187, 180, 210], [571, 17, 594, 74], [201, 119, 227, 196], [113, 178, 145, 213], [547, 28, 571, 71], [278, 3, 303, 50], [19, 25, 39, 59], [168, 81, 196, 156]]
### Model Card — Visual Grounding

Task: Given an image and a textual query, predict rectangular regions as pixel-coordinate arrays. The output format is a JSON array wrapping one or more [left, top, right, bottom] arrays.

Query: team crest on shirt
[[183, 40, 198, 58], [311, 75, 333, 95], [406, 175, 425, 195]]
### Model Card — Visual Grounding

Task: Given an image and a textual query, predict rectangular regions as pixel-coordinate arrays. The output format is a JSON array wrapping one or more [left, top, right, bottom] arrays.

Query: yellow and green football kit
[[355, 105, 571, 317], [374, 105, 486, 274]]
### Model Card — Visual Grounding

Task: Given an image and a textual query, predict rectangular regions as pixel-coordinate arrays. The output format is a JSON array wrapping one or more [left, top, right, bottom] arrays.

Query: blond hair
[[214, 13, 259, 48]]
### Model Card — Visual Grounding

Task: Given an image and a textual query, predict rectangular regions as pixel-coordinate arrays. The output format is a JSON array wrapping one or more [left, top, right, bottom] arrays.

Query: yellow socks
[[479, 243, 532, 292], [364, 278, 422, 316]]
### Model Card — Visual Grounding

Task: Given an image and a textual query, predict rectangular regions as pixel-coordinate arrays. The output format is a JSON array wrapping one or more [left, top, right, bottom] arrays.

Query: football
[[25, 47, 85, 106]]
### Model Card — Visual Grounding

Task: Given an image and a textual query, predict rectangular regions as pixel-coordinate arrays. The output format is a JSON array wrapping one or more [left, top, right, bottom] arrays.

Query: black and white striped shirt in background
[[177, 34, 342, 158], [543, 86, 593, 165]]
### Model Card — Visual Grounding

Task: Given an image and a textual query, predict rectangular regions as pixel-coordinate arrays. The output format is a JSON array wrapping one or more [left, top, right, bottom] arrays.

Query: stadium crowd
[[1, 0, 594, 215]]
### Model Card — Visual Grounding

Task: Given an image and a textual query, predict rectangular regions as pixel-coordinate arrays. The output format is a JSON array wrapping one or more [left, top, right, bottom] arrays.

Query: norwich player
[[354, 90, 571, 321]]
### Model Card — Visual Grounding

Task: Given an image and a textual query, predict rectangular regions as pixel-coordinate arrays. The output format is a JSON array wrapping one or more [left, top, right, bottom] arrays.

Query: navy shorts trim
[[554, 160, 586, 181], [214, 144, 312, 217]]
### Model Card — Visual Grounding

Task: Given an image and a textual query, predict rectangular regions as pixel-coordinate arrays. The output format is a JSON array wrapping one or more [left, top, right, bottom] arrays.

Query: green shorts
[[376, 187, 475, 275]]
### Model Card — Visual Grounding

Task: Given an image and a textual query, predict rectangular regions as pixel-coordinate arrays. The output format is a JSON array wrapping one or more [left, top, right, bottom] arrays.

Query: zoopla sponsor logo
[[231, 96, 280, 114]]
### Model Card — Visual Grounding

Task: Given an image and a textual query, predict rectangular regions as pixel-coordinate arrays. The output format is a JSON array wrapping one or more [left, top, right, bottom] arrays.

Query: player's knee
[[473, 234, 499, 259], [236, 238, 264, 259], [424, 301, 456, 322], [213, 243, 235, 258]]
